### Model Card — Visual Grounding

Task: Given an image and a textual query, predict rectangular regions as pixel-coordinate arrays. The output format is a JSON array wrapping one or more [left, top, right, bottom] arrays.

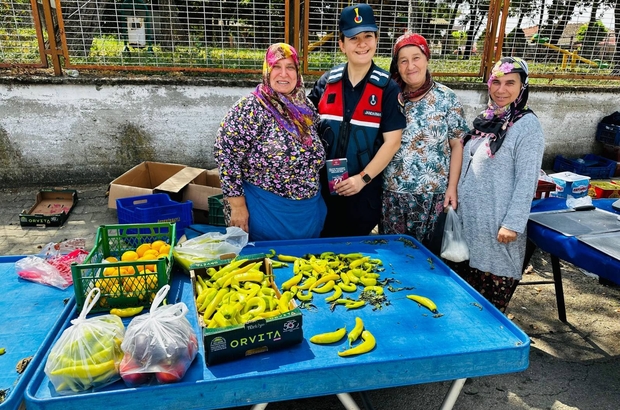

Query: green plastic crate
[[208, 194, 226, 226], [71, 223, 176, 313]]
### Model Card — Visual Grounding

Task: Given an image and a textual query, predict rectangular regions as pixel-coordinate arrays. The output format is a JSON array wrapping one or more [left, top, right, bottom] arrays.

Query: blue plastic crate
[[116, 193, 193, 239], [553, 154, 616, 179], [596, 122, 620, 146]]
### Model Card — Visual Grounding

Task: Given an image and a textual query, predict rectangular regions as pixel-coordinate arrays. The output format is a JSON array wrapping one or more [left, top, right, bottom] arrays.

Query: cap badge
[[354, 8, 363, 23]]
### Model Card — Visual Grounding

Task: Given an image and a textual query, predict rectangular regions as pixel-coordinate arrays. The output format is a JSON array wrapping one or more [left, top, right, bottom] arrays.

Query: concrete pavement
[[1, 184, 619, 410]]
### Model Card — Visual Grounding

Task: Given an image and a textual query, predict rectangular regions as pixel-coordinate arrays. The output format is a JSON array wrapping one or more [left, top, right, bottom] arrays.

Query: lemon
[[103, 267, 119, 277], [136, 243, 152, 257], [105, 256, 119, 263], [151, 240, 166, 252], [143, 249, 159, 259], [158, 244, 171, 255], [121, 250, 138, 262]]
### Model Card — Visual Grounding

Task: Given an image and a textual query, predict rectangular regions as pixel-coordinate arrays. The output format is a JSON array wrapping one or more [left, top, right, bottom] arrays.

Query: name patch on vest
[[363, 110, 382, 117], [327, 94, 336, 103]]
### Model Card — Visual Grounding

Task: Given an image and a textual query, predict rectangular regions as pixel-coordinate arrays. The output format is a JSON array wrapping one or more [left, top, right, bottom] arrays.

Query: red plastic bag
[[16, 249, 87, 289]]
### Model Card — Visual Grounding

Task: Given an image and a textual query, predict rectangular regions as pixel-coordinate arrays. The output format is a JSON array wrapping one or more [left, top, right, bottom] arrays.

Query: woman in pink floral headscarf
[[451, 57, 545, 313], [214, 43, 326, 241]]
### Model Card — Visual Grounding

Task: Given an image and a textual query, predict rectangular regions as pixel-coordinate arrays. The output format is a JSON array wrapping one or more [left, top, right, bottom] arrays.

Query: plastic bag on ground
[[440, 206, 470, 263], [119, 285, 198, 386], [44, 288, 125, 394]]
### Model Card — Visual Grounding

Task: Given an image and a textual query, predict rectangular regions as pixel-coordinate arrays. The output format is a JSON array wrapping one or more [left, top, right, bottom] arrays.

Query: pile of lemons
[[95, 240, 172, 304]]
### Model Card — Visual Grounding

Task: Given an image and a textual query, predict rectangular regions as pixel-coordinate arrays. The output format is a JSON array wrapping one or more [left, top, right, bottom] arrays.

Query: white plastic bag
[[173, 226, 249, 270], [119, 285, 198, 386], [440, 206, 470, 263], [44, 288, 125, 394]]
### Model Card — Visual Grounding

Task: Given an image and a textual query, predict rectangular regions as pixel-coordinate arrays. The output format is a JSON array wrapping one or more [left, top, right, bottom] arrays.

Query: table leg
[[248, 394, 362, 410], [550, 255, 567, 322], [336, 393, 363, 410], [439, 378, 467, 410]]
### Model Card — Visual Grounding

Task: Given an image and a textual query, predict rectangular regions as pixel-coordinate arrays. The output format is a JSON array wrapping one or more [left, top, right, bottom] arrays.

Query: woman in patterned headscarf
[[382, 32, 469, 254], [452, 57, 545, 312], [214, 43, 326, 241]]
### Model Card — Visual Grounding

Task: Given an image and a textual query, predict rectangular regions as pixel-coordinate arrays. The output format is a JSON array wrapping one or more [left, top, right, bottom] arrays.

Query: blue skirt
[[244, 182, 326, 241]]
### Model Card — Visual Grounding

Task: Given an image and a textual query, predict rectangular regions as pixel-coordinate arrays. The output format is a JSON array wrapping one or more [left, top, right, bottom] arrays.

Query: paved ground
[[1, 184, 619, 410]]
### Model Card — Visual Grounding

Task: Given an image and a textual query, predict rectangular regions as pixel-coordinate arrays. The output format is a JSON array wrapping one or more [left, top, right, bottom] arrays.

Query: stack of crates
[[596, 120, 620, 177]]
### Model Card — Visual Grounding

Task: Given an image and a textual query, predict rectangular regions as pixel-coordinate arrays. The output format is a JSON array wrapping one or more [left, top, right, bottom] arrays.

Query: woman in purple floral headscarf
[[451, 57, 545, 313], [214, 43, 326, 241]]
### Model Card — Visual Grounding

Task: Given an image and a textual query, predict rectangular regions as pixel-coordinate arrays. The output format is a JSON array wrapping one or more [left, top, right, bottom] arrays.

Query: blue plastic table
[[25, 236, 529, 410], [528, 198, 620, 322], [0, 256, 76, 410]]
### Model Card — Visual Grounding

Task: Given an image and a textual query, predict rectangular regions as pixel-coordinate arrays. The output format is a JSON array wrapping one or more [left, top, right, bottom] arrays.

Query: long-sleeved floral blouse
[[215, 94, 326, 200]]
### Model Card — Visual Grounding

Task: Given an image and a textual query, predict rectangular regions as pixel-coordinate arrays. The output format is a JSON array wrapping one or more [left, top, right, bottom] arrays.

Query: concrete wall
[[1, 77, 619, 188]]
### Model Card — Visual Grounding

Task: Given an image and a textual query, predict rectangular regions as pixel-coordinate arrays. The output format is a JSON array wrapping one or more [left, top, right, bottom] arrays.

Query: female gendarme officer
[[309, 3, 405, 237]]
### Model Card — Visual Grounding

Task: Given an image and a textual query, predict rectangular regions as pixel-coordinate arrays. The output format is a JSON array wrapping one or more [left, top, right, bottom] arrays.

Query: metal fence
[[1, 0, 619, 83]]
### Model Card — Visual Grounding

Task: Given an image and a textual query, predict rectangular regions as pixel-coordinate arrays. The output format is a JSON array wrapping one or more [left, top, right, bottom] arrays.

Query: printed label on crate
[[326, 158, 348, 195]]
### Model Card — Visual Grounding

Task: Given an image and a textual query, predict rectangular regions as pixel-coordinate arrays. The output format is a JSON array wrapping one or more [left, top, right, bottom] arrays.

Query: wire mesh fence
[[303, 0, 487, 76], [0, 0, 45, 67], [0, 0, 619, 83], [57, 0, 287, 70]]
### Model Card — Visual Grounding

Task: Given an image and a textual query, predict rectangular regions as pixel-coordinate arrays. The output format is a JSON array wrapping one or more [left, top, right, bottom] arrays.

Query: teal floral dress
[[381, 82, 469, 243]]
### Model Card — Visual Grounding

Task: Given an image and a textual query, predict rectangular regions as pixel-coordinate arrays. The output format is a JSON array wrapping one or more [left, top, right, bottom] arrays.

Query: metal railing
[[1, 0, 619, 84]]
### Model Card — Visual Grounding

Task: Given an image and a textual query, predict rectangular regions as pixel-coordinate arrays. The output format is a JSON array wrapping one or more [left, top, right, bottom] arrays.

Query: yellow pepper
[[338, 330, 375, 357], [309, 327, 347, 344], [295, 289, 314, 302], [203, 288, 229, 321], [281, 273, 303, 291], [345, 300, 366, 310], [312, 280, 336, 294], [278, 291, 293, 313], [50, 359, 116, 379], [347, 317, 364, 347], [110, 306, 144, 317], [309, 273, 339, 290], [349, 256, 370, 269], [324, 285, 343, 302]]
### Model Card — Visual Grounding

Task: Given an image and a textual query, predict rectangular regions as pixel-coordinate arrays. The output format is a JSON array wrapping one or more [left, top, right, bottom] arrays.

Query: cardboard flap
[[156, 167, 204, 194]]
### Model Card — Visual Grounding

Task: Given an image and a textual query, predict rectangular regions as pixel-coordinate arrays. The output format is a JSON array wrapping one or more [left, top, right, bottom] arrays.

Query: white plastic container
[[548, 171, 591, 198]]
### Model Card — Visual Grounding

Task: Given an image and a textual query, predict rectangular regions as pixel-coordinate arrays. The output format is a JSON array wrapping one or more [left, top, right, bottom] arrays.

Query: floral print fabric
[[215, 94, 325, 200], [383, 82, 468, 196], [380, 190, 445, 244]]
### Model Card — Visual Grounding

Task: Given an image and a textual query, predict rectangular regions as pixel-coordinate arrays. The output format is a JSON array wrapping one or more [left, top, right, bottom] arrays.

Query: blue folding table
[[0, 256, 76, 410], [527, 198, 620, 322], [25, 235, 529, 410]]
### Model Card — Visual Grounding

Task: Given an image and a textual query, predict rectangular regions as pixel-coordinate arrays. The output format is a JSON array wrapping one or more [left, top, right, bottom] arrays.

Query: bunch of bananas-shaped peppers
[[195, 258, 292, 328], [277, 252, 386, 308]]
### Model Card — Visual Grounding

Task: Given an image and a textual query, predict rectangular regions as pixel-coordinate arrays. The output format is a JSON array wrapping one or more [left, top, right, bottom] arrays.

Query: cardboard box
[[19, 189, 78, 227], [549, 172, 591, 198], [108, 162, 222, 210], [183, 168, 222, 211], [190, 257, 303, 366]]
